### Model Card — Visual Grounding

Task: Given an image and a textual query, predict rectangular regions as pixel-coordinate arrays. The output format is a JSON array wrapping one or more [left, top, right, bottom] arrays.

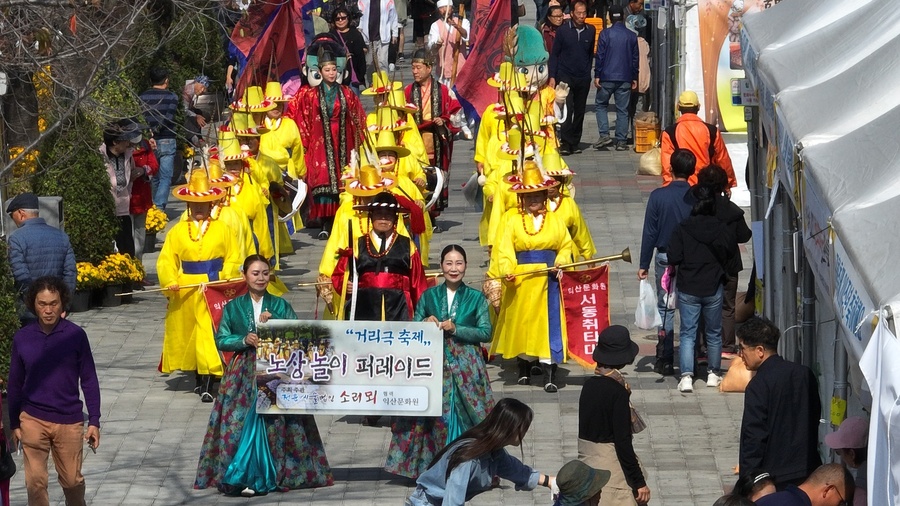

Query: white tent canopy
[[743, 0, 900, 313], [744, 3, 900, 501]]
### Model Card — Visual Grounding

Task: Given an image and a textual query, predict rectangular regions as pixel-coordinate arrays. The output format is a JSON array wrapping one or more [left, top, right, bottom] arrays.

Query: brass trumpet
[[485, 247, 631, 281]]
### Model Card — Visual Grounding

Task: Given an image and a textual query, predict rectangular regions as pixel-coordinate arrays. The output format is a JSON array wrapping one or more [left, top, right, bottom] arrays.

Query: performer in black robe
[[331, 192, 429, 321]]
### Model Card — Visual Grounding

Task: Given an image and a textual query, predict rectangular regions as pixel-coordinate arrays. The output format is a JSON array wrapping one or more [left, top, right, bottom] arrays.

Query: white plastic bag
[[635, 279, 662, 330]]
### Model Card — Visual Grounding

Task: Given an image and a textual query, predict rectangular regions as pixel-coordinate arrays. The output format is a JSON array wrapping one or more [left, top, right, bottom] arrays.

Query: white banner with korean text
[[255, 320, 443, 417]]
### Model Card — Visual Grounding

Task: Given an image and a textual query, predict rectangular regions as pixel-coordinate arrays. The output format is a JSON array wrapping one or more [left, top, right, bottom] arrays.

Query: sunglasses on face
[[335, 15, 348, 20]]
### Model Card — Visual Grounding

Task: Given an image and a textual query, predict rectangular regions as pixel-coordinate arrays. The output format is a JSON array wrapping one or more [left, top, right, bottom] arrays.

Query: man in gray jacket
[[6, 193, 76, 318]]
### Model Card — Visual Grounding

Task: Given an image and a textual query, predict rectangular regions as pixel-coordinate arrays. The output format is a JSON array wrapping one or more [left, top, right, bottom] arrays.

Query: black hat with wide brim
[[592, 325, 639, 365]]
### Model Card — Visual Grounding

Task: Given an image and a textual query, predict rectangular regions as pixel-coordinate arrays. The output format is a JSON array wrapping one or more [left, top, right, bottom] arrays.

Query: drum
[[422, 165, 447, 212]]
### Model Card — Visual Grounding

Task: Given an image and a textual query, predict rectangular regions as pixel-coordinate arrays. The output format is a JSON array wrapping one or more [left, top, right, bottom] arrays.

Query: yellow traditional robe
[[489, 209, 574, 361], [157, 219, 242, 376], [258, 116, 306, 179], [548, 195, 595, 260]]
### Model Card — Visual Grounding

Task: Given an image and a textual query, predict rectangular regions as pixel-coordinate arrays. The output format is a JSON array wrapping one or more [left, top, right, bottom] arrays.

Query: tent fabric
[[742, 0, 900, 312]]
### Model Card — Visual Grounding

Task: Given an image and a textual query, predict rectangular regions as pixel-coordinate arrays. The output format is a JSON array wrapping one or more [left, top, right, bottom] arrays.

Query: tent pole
[[781, 192, 799, 362], [831, 324, 849, 430], [800, 255, 816, 368], [766, 188, 781, 326]]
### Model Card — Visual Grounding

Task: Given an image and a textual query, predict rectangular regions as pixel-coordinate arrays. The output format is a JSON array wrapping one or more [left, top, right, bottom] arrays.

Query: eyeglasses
[[335, 15, 348, 20], [831, 484, 848, 506]]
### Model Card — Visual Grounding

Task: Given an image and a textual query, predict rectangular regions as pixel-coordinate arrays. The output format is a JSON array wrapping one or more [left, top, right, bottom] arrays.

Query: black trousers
[[115, 215, 136, 257], [557, 76, 591, 148]]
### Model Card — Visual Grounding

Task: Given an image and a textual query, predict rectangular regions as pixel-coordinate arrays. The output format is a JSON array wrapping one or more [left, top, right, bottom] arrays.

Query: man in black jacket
[[548, 0, 595, 155], [738, 316, 822, 489]]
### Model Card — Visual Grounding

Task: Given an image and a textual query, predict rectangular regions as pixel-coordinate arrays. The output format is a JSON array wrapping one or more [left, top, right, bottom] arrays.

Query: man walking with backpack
[[660, 90, 737, 189]]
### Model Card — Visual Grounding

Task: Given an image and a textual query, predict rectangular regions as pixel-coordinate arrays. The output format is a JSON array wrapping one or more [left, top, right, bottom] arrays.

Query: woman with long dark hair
[[667, 183, 736, 393], [406, 398, 557, 505], [385, 244, 494, 478]]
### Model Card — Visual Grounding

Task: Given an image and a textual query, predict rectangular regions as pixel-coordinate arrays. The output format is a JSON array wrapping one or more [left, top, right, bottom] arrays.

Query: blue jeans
[[533, 0, 549, 29], [677, 284, 723, 377], [654, 252, 675, 362], [594, 81, 631, 142], [152, 138, 177, 209]]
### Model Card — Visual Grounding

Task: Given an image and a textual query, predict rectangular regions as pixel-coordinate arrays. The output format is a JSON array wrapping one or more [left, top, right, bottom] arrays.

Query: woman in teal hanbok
[[385, 244, 495, 479], [194, 254, 333, 496]]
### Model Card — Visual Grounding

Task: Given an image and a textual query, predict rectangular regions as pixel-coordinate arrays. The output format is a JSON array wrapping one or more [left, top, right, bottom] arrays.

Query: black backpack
[[665, 121, 717, 161]]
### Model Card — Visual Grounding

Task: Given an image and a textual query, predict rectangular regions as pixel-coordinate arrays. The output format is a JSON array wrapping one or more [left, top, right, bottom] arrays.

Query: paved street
[[8, 36, 751, 506]]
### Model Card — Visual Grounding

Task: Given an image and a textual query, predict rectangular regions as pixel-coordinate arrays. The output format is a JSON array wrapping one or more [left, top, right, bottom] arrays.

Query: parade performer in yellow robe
[[363, 72, 430, 169], [489, 162, 574, 393], [158, 169, 242, 402], [217, 129, 291, 296], [259, 81, 305, 180], [231, 86, 295, 256], [544, 152, 595, 260], [226, 114, 276, 265], [371, 115, 432, 266]]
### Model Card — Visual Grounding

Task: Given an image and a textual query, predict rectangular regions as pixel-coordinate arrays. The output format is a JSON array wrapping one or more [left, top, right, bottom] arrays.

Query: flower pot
[[144, 233, 157, 254], [90, 288, 104, 308], [71, 290, 91, 313], [101, 284, 124, 308]]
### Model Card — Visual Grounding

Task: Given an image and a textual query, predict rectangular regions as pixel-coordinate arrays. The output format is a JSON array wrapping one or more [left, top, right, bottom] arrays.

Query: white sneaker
[[678, 375, 693, 392], [707, 372, 722, 389]]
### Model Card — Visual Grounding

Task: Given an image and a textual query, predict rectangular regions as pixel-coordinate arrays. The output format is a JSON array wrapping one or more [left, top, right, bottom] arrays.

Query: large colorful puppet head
[[508, 25, 550, 92], [303, 33, 349, 87]]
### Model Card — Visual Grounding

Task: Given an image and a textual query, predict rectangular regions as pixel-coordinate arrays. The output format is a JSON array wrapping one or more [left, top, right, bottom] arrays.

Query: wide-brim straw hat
[[368, 107, 412, 133], [264, 81, 291, 102], [373, 130, 411, 158], [345, 165, 397, 197], [172, 169, 227, 203], [362, 70, 403, 96], [218, 130, 248, 161], [382, 89, 418, 114], [207, 161, 237, 188], [229, 85, 276, 112], [509, 161, 559, 193], [229, 111, 268, 137], [352, 191, 407, 213]]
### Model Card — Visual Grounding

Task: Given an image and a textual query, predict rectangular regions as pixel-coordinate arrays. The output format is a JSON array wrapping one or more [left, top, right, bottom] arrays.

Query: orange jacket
[[661, 113, 736, 188]]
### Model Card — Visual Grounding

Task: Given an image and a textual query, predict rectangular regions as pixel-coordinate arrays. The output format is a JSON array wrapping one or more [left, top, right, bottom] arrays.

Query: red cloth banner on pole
[[203, 280, 249, 365], [560, 265, 610, 368], [231, 0, 311, 98], [453, 0, 511, 122]]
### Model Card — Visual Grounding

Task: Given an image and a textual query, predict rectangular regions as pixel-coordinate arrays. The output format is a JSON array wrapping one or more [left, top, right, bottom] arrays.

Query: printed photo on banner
[[254, 320, 443, 417]]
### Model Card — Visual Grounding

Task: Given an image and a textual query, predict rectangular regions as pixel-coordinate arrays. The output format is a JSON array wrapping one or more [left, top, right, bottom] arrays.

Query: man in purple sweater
[[8, 276, 101, 506]]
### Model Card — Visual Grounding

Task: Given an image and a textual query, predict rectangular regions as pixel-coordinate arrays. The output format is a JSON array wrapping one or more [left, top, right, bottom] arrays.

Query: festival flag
[[453, 0, 512, 123], [203, 279, 249, 365], [230, 0, 317, 98], [560, 265, 610, 367]]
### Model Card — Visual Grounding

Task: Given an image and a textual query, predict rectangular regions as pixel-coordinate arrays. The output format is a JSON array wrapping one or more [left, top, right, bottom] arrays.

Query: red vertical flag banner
[[453, 0, 511, 122], [231, 0, 313, 98], [204, 280, 249, 365], [560, 265, 610, 368]]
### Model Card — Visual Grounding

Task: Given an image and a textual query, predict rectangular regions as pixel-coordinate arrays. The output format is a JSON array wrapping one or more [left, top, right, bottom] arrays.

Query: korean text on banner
[[255, 320, 443, 417], [560, 266, 610, 367], [203, 280, 249, 366]]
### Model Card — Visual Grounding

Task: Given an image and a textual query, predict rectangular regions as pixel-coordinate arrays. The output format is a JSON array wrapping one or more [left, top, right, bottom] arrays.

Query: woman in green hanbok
[[195, 254, 333, 496], [385, 244, 495, 479]]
